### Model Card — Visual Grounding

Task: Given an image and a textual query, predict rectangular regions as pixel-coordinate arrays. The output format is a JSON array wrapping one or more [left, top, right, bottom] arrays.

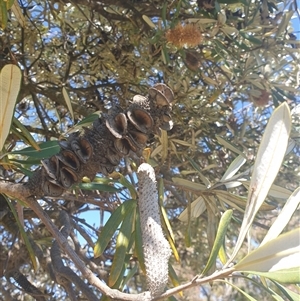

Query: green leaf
[[226, 102, 291, 266], [111, 253, 132, 289], [261, 187, 300, 245], [234, 228, 300, 281], [276, 10, 294, 37], [184, 222, 191, 247], [160, 129, 169, 163], [273, 87, 296, 102], [121, 263, 138, 289], [161, 44, 170, 65], [240, 31, 262, 45], [216, 135, 245, 157], [5, 196, 38, 271], [159, 178, 180, 261], [13, 164, 33, 177], [187, 156, 211, 188], [12, 117, 41, 150], [0, 1, 8, 28], [134, 210, 145, 273], [9, 157, 42, 166], [109, 205, 136, 286], [118, 174, 137, 200], [66, 112, 101, 135], [62, 87, 74, 121], [215, 279, 258, 300], [172, 178, 206, 191], [161, 1, 167, 27], [10, 1, 25, 28], [272, 282, 300, 301], [240, 268, 300, 284], [178, 195, 206, 222], [218, 0, 248, 5], [11, 140, 60, 159], [267, 184, 293, 199], [201, 210, 233, 275], [0, 64, 22, 150], [169, 263, 183, 297], [218, 243, 227, 265], [94, 199, 136, 258], [77, 182, 119, 193], [142, 15, 156, 29], [5, 0, 15, 9], [220, 154, 246, 182]]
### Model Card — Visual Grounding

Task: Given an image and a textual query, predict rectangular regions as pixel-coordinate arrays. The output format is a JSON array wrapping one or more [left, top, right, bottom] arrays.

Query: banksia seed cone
[[137, 163, 171, 296], [165, 23, 202, 48], [25, 84, 174, 197]]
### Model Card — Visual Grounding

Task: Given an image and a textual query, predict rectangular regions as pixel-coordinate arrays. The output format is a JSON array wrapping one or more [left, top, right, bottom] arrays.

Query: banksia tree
[[137, 163, 171, 297]]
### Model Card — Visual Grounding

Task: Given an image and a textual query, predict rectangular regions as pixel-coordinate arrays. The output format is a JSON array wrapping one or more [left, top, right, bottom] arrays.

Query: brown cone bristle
[[165, 23, 202, 48]]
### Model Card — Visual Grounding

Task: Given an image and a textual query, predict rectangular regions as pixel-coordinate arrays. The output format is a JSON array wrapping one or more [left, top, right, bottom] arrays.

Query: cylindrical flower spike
[[137, 163, 171, 297]]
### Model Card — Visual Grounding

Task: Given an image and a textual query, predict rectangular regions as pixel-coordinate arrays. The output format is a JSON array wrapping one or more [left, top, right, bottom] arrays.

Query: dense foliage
[[0, 0, 299, 300]]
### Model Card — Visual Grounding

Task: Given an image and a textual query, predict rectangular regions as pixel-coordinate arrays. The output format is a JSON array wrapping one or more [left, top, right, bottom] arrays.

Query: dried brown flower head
[[253, 90, 271, 107], [165, 23, 202, 48]]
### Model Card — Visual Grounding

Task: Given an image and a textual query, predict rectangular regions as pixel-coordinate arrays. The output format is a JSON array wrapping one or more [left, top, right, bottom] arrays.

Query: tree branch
[[0, 181, 151, 300]]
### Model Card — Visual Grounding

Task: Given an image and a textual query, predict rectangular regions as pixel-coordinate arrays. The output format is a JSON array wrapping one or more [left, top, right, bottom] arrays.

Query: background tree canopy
[[0, 0, 299, 300]]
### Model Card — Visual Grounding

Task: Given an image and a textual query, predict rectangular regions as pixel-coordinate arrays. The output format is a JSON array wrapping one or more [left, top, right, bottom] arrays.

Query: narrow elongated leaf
[[62, 87, 74, 121], [172, 139, 194, 147], [5, 196, 38, 271], [242, 268, 300, 284], [276, 10, 294, 37], [234, 228, 300, 277], [242, 181, 292, 199], [261, 187, 300, 245], [94, 200, 136, 258], [169, 264, 183, 297], [151, 144, 162, 158], [201, 210, 232, 275], [221, 155, 246, 181], [0, 1, 8, 28], [187, 156, 211, 188], [118, 174, 137, 200], [65, 111, 101, 134], [134, 210, 146, 273], [121, 263, 138, 290], [267, 184, 293, 199], [11, 140, 60, 158], [218, 243, 227, 265], [216, 190, 274, 211], [160, 129, 168, 163], [0, 64, 22, 150], [186, 18, 218, 24], [78, 182, 119, 192], [178, 196, 206, 222], [159, 179, 179, 261], [11, 2, 26, 27], [216, 135, 245, 157], [142, 15, 156, 28], [12, 117, 40, 150], [273, 282, 300, 301], [172, 178, 206, 191], [226, 103, 291, 266], [5, 0, 15, 9], [215, 280, 257, 301], [109, 206, 135, 286]]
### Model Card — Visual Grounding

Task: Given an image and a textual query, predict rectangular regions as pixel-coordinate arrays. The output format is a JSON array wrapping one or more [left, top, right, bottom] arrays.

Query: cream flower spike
[[137, 163, 171, 297]]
